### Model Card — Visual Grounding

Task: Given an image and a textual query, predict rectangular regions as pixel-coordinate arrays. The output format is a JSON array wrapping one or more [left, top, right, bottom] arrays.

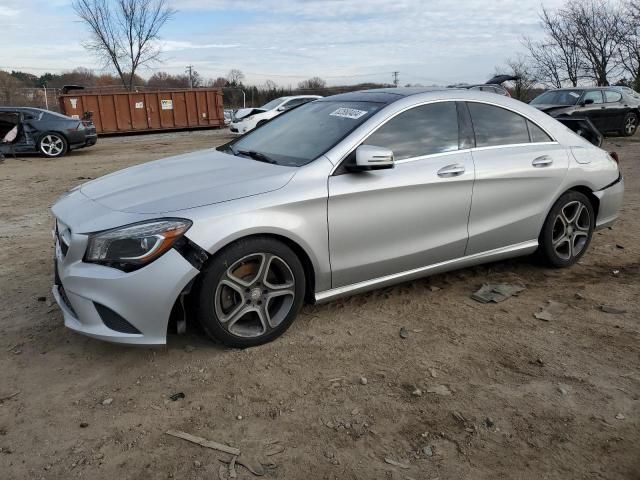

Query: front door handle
[[437, 164, 466, 177], [532, 155, 553, 167]]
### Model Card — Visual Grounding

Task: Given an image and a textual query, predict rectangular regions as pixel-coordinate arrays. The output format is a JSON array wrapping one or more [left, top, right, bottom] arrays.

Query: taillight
[[609, 151, 619, 164]]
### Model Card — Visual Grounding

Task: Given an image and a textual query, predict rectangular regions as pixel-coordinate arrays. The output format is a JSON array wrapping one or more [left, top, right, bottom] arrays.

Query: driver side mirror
[[277, 106, 286, 112], [350, 145, 395, 171], [580, 98, 595, 106]]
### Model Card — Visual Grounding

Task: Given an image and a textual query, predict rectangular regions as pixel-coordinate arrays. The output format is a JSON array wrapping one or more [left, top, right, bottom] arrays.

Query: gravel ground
[[0, 129, 638, 479]]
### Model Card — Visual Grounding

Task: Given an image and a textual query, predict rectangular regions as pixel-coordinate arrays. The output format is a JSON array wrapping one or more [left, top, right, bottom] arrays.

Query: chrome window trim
[[328, 98, 558, 175]]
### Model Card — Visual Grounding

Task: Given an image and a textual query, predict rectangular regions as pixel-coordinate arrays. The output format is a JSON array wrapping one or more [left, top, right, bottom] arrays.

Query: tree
[[209, 77, 227, 88], [561, 0, 625, 85], [226, 69, 245, 86], [298, 77, 326, 90], [495, 56, 538, 101], [524, 6, 583, 87], [72, 0, 175, 90], [263, 79, 277, 90], [619, 0, 640, 91]]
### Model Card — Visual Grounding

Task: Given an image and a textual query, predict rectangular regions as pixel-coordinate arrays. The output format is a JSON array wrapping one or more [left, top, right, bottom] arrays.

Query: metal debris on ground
[[471, 283, 526, 303], [599, 305, 627, 314], [165, 430, 241, 456], [169, 392, 185, 401], [534, 300, 568, 322], [399, 327, 410, 339]]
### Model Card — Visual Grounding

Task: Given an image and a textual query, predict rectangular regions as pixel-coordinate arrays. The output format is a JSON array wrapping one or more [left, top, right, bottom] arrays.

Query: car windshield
[[260, 98, 287, 110], [222, 101, 385, 167], [531, 90, 582, 105]]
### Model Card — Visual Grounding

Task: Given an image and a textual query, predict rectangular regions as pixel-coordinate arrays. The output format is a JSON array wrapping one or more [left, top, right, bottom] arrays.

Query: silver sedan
[[51, 88, 624, 347]]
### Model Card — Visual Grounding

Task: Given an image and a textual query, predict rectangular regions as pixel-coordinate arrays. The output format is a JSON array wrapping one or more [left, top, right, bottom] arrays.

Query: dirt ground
[[0, 129, 638, 480]]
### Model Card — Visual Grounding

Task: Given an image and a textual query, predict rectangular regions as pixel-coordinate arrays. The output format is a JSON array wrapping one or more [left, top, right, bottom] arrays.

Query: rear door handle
[[437, 164, 465, 177], [532, 155, 553, 167]]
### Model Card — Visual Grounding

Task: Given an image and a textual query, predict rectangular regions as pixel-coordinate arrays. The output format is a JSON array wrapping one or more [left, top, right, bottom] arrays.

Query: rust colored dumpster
[[58, 88, 224, 134]]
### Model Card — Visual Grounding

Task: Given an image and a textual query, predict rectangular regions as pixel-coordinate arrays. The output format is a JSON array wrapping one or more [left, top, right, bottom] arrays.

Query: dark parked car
[[0, 107, 97, 158], [530, 87, 639, 137]]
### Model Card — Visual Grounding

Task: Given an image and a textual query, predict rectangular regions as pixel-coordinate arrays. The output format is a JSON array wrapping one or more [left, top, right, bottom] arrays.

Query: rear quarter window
[[604, 90, 622, 103], [467, 102, 530, 147]]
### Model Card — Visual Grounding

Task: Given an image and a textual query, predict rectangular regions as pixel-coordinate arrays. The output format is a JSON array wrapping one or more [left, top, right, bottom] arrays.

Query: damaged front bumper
[[52, 225, 200, 345]]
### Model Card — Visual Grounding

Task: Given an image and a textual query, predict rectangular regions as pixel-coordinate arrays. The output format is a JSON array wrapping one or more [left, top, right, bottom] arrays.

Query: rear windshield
[[531, 90, 581, 106], [222, 101, 385, 167]]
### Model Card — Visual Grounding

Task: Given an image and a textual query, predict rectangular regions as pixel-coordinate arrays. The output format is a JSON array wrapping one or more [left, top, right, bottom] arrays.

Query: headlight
[[85, 219, 192, 270]]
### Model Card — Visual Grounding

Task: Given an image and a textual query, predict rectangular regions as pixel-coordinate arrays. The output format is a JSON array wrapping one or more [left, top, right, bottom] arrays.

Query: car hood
[[531, 104, 576, 116], [80, 149, 297, 214], [233, 108, 266, 120]]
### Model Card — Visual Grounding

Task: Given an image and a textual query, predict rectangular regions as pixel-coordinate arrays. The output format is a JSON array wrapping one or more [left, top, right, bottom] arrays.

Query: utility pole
[[185, 65, 194, 88], [392, 71, 399, 87]]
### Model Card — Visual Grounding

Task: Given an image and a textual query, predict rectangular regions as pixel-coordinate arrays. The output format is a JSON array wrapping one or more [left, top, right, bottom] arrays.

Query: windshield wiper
[[237, 150, 278, 164]]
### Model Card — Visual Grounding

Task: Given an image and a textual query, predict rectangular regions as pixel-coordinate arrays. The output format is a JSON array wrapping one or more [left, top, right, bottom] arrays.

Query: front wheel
[[38, 132, 68, 158], [537, 191, 595, 268], [621, 112, 638, 137], [196, 237, 306, 348]]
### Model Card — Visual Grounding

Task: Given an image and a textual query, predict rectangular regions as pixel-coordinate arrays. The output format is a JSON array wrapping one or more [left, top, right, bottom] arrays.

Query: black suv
[[530, 87, 639, 137], [0, 107, 97, 158]]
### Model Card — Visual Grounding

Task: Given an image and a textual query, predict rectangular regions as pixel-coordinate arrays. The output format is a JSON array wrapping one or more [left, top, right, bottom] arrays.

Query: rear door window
[[604, 90, 622, 103], [467, 102, 530, 147], [364, 102, 459, 160], [583, 90, 604, 104]]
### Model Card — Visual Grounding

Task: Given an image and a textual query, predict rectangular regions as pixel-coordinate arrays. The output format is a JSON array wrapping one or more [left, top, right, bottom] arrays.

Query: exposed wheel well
[[568, 186, 600, 219]]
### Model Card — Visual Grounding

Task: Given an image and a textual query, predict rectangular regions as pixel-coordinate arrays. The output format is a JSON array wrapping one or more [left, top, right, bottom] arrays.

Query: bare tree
[[263, 79, 277, 90], [226, 69, 245, 86], [619, 0, 640, 90], [560, 0, 625, 85], [495, 56, 538, 101], [73, 0, 175, 90], [208, 77, 227, 88], [524, 6, 583, 87], [298, 77, 326, 90]]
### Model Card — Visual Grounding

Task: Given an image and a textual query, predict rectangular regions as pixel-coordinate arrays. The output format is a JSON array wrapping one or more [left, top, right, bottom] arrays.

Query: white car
[[229, 95, 322, 134]]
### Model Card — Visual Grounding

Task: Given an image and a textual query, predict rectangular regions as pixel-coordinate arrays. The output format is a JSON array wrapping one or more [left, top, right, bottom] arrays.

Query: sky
[[0, 0, 567, 87]]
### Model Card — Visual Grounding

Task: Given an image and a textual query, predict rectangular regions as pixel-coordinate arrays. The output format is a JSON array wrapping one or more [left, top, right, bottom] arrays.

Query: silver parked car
[[52, 88, 624, 347]]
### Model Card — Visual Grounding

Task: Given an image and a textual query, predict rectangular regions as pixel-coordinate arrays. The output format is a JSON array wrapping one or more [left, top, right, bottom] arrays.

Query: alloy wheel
[[214, 253, 296, 338], [551, 200, 591, 261], [625, 115, 637, 135], [40, 135, 65, 156]]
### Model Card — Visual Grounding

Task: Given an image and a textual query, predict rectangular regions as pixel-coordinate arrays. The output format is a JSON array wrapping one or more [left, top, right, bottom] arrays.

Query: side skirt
[[314, 240, 538, 303]]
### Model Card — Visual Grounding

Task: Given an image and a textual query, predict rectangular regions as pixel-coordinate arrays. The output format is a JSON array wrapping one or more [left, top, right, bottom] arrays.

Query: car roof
[[551, 87, 621, 91], [0, 106, 47, 113], [317, 87, 450, 105]]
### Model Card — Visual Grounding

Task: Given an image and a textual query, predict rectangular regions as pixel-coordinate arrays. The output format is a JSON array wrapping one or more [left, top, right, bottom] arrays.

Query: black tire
[[38, 132, 68, 158], [196, 236, 306, 348], [621, 112, 638, 137], [537, 191, 595, 268], [256, 119, 268, 128]]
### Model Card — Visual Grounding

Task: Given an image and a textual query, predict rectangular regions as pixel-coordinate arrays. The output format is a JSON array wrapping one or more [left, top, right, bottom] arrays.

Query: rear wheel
[[537, 191, 594, 268], [621, 112, 638, 137], [196, 237, 305, 347], [38, 132, 68, 158]]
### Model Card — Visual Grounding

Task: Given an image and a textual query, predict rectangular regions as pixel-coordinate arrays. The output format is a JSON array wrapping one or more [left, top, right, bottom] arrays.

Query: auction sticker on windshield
[[330, 107, 368, 119]]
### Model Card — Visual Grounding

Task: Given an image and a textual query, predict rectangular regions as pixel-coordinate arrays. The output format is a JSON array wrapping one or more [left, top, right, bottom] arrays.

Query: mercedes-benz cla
[[52, 88, 624, 347]]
